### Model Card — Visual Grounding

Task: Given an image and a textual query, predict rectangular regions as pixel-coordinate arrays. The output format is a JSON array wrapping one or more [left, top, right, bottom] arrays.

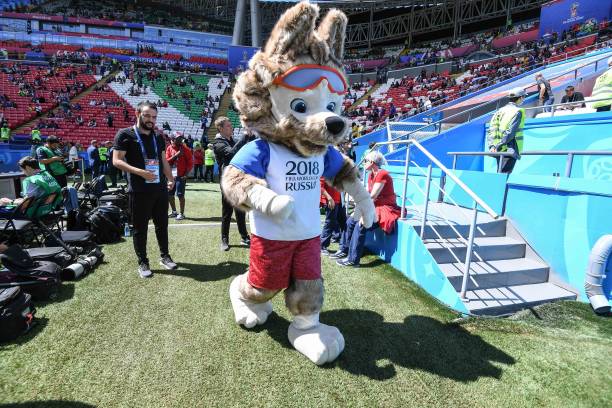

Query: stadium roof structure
[[158, 0, 550, 47]]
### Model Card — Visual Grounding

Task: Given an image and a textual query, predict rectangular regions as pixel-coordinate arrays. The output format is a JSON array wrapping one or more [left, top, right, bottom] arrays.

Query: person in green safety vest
[[204, 143, 216, 183], [31, 128, 42, 144], [0, 124, 10, 143], [9, 156, 62, 218], [487, 88, 526, 174], [591, 56, 612, 112], [98, 141, 109, 176], [36, 135, 68, 187]]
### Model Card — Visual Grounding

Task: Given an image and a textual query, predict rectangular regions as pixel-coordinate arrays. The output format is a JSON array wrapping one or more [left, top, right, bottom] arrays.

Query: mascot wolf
[[223, 1, 376, 365]]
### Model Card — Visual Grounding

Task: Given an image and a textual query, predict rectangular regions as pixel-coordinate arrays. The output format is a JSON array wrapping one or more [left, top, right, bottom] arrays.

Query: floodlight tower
[[232, 0, 261, 47]]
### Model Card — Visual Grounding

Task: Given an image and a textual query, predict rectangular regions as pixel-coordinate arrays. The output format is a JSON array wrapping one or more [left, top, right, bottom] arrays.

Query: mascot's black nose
[[325, 116, 345, 135]]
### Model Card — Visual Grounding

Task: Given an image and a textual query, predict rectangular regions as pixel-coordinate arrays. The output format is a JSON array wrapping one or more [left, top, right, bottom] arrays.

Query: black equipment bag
[[0, 245, 62, 301], [98, 194, 129, 217], [26, 247, 75, 268], [0, 286, 35, 342], [88, 205, 125, 244]]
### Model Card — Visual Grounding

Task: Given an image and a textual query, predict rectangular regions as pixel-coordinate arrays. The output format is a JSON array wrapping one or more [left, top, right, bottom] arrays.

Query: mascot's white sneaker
[[288, 314, 345, 365], [229, 276, 273, 328]]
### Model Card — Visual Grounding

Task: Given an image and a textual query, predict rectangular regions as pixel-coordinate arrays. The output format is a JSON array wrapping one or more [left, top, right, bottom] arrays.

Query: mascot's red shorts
[[247, 234, 321, 290]]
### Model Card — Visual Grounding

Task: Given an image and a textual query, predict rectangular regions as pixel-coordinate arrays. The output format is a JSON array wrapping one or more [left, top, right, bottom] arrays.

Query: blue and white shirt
[[231, 139, 345, 241]]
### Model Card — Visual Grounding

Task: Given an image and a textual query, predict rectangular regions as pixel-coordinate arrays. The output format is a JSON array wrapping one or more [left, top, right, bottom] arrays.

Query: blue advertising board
[[228, 45, 259, 74], [539, 0, 612, 37]]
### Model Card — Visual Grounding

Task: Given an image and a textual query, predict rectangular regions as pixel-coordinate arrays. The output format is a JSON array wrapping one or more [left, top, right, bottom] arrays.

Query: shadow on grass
[[258, 309, 515, 382], [36, 282, 75, 306], [0, 317, 48, 350], [359, 258, 385, 268], [155, 261, 247, 282], [184, 216, 223, 222], [1, 401, 96, 408]]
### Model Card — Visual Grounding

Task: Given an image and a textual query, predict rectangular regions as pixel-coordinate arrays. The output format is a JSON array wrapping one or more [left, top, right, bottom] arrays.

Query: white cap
[[507, 88, 526, 98]]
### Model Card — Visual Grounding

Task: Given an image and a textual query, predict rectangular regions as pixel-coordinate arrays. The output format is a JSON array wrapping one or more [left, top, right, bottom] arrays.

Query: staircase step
[[439, 258, 549, 291], [465, 282, 577, 316], [424, 236, 525, 264], [411, 218, 507, 240]]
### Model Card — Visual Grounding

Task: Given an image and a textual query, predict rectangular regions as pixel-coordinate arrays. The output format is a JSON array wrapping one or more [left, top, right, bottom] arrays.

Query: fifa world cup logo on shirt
[[285, 159, 321, 191]]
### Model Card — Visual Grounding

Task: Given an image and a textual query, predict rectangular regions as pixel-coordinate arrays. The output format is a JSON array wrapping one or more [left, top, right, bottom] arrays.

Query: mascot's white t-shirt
[[230, 139, 345, 241]]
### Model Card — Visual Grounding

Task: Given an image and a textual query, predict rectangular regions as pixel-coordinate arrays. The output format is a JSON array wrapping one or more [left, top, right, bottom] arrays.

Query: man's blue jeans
[[321, 204, 346, 249], [338, 216, 372, 265], [540, 97, 555, 112]]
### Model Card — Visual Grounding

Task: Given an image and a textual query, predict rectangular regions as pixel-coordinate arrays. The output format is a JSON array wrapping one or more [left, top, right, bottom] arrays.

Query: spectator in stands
[[166, 133, 193, 220], [487, 88, 526, 174], [36, 135, 69, 187], [112, 101, 177, 278], [535, 73, 554, 112], [88, 118, 97, 127], [559, 86, 585, 110], [332, 151, 400, 267], [592, 57, 612, 112], [106, 112, 114, 128], [212, 116, 252, 251], [76, 115, 84, 126]]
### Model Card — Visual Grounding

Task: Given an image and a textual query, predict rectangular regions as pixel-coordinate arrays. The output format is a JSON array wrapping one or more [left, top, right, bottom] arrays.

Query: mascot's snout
[[325, 116, 345, 135]]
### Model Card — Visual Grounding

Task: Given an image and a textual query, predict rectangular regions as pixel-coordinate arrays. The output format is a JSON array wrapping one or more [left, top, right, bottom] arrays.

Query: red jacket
[[320, 178, 341, 206], [193, 149, 204, 165], [166, 143, 193, 177]]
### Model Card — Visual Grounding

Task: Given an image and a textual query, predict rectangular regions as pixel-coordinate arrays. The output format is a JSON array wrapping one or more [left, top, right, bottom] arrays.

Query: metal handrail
[[521, 96, 612, 115], [374, 138, 499, 219], [367, 138, 497, 300], [449, 150, 612, 177]]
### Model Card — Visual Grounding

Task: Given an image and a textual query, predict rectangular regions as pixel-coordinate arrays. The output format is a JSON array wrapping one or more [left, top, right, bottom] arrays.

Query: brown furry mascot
[[224, 1, 375, 365]]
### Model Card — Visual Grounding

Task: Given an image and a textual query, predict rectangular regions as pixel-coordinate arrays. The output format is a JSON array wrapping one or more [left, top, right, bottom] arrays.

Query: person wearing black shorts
[[112, 101, 178, 278]]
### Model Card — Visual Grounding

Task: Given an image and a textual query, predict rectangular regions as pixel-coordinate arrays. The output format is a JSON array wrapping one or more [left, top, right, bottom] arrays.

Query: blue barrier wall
[[499, 111, 612, 179], [366, 220, 469, 314], [505, 174, 612, 304]]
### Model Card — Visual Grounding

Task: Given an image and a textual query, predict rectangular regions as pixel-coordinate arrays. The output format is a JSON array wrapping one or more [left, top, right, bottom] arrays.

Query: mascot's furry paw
[[269, 194, 295, 220], [288, 316, 345, 365], [229, 276, 273, 328], [353, 197, 376, 228]]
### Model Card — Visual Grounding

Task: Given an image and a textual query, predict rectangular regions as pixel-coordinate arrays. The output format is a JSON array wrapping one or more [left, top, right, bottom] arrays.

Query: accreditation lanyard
[[134, 126, 160, 184], [133, 125, 158, 160]]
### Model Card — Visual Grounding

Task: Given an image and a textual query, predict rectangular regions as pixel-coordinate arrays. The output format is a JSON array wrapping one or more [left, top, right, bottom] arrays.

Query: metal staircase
[[368, 135, 578, 316], [407, 203, 576, 315]]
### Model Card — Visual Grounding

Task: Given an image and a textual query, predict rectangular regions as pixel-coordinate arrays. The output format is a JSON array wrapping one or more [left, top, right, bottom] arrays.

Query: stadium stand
[[0, 63, 97, 129]]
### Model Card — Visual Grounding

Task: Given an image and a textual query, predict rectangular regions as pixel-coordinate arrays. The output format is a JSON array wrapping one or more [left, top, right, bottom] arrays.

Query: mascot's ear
[[264, 1, 319, 60], [316, 9, 348, 63]]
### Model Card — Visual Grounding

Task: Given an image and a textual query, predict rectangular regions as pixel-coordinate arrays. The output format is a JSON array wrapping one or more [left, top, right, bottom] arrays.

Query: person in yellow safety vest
[[98, 141, 109, 176], [204, 143, 216, 183], [591, 56, 612, 112], [31, 128, 42, 144], [487, 88, 526, 174], [0, 124, 10, 143]]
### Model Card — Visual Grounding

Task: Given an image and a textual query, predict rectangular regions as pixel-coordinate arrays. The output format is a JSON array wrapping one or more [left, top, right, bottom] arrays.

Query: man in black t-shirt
[[559, 86, 585, 110], [112, 101, 178, 278]]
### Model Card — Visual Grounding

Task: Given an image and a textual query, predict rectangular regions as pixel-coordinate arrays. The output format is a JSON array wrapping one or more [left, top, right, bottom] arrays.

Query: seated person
[[331, 151, 401, 267], [559, 86, 585, 110], [0, 156, 62, 217]]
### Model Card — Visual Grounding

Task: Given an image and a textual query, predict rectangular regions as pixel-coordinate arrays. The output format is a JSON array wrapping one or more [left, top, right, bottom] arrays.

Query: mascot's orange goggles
[[272, 64, 347, 95]]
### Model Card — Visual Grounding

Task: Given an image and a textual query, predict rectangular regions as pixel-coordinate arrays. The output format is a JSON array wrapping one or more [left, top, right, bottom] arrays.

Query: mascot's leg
[[229, 273, 278, 328], [285, 279, 345, 365]]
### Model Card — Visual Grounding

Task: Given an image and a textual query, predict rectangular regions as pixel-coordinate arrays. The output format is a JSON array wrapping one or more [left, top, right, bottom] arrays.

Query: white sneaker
[[168, 211, 178, 218], [176, 213, 185, 220]]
